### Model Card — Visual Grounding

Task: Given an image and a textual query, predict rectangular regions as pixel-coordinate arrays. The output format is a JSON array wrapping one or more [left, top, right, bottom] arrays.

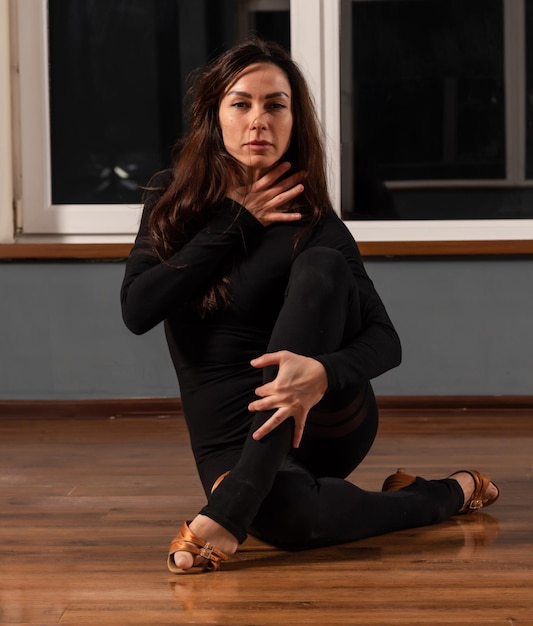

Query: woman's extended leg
[[250, 465, 466, 549]]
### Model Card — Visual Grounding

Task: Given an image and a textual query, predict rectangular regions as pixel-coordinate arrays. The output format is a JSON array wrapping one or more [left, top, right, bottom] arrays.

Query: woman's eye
[[231, 101, 248, 109]]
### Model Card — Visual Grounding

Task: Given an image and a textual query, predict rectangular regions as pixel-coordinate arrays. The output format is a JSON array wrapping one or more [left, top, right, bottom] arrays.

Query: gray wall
[[1, 258, 532, 400]]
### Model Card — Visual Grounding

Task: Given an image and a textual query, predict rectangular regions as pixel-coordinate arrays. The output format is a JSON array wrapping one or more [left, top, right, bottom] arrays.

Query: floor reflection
[[168, 513, 501, 621]]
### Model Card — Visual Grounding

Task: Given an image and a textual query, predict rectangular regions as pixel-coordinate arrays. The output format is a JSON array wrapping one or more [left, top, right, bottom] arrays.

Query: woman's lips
[[246, 141, 272, 151]]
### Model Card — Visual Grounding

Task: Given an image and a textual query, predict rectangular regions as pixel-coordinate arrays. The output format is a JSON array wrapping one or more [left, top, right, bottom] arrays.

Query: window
[[12, 0, 290, 238], [5, 0, 533, 248], [292, 0, 533, 244], [340, 0, 533, 223]]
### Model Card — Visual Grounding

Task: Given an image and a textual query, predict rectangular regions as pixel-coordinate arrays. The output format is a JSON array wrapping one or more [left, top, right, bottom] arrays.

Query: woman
[[121, 39, 499, 574]]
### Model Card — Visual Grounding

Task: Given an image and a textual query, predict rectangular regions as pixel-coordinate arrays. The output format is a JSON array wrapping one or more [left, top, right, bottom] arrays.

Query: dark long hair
[[148, 38, 332, 312]]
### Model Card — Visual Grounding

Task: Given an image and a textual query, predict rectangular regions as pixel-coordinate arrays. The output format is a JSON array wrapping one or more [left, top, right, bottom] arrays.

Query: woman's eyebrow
[[226, 90, 290, 99], [265, 91, 290, 99]]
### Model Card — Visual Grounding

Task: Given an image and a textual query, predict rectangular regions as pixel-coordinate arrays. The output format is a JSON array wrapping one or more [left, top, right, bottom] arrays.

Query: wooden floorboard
[[0, 410, 532, 625]]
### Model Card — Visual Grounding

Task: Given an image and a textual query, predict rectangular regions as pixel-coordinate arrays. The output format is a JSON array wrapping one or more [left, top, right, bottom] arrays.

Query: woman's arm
[[121, 163, 306, 335], [310, 213, 402, 392], [120, 189, 264, 335]]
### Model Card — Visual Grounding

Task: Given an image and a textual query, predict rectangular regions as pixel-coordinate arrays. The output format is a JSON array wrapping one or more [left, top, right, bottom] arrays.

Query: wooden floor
[[1, 408, 532, 626]]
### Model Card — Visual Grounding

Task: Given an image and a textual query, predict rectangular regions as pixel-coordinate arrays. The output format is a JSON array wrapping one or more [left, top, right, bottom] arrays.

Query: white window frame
[[290, 0, 533, 242], [10, 0, 141, 241], [0, 0, 13, 244], [3, 0, 533, 243]]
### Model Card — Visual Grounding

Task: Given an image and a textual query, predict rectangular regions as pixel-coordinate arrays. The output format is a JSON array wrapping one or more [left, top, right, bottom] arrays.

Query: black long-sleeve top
[[121, 171, 401, 399]]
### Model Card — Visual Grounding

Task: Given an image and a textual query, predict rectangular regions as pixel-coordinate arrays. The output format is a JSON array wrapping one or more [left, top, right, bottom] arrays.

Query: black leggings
[[201, 247, 463, 547]]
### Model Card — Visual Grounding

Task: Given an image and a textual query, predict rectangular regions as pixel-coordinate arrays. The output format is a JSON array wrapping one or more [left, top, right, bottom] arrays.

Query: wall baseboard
[[0, 396, 532, 419], [376, 395, 533, 410], [0, 398, 183, 419]]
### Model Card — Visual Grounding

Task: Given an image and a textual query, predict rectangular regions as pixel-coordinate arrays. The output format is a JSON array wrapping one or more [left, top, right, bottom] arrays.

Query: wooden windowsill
[[0, 243, 134, 260], [358, 240, 533, 256], [1, 240, 533, 259]]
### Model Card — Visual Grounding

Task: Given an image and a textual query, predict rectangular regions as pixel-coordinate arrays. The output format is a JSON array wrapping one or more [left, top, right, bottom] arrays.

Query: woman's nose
[[250, 110, 267, 130]]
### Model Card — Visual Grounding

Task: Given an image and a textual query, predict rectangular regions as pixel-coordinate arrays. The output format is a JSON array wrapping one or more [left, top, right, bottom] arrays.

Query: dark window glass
[[341, 0, 533, 220], [48, 0, 290, 205], [351, 0, 505, 182]]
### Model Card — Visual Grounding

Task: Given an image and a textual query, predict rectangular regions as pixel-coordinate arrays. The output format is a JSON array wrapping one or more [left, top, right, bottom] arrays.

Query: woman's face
[[218, 62, 293, 180]]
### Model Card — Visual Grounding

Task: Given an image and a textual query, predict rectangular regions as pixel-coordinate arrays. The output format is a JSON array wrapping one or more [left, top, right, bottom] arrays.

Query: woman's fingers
[[229, 162, 306, 225], [248, 351, 327, 448], [255, 168, 304, 197], [248, 378, 303, 446], [254, 160, 292, 187], [251, 407, 305, 448], [250, 351, 282, 369], [257, 170, 305, 209], [251, 408, 287, 440], [292, 421, 305, 449]]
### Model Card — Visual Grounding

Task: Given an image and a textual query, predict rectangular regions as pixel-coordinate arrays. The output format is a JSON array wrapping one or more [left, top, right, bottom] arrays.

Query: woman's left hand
[[248, 350, 328, 448]]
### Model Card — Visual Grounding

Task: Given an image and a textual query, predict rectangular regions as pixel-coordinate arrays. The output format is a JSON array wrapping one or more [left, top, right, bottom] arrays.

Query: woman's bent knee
[[287, 247, 353, 306], [292, 247, 348, 280]]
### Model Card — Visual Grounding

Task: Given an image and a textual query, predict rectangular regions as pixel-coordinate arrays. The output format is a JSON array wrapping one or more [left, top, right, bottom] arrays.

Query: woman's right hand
[[227, 161, 305, 226], [248, 350, 328, 448]]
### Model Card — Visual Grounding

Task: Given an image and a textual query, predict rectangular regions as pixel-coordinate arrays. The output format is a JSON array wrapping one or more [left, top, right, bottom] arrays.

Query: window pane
[[339, 0, 533, 220], [48, 0, 290, 205], [351, 0, 505, 182]]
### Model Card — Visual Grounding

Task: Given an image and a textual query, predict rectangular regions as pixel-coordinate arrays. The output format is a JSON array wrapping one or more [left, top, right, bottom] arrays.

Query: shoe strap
[[169, 522, 230, 563]]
